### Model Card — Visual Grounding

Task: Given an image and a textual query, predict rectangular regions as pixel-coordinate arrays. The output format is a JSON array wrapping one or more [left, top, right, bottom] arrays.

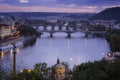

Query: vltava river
[[0, 32, 110, 69]]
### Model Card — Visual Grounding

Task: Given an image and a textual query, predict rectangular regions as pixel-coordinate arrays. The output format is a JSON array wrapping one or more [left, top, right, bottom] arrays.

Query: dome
[[54, 63, 65, 69], [52, 58, 66, 80], [53, 58, 65, 69]]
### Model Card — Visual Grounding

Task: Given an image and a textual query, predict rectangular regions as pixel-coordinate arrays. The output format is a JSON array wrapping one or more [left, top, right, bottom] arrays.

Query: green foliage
[[0, 67, 6, 80], [73, 59, 120, 80], [7, 70, 42, 80], [68, 21, 76, 26], [106, 29, 120, 52], [108, 29, 120, 36], [34, 63, 50, 77], [90, 25, 106, 31], [92, 7, 120, 20], [18, 25, 37, 36], [61, 62, 72, 75], [110, 34, 120, 52]]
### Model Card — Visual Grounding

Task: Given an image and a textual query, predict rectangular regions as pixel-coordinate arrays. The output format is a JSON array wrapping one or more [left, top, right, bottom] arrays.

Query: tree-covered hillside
[[91, 7, 120, 20]]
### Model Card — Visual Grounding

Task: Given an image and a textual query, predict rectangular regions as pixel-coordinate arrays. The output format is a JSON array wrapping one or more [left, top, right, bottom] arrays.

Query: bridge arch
[[46, 26, 50, 30], [62, 26, 67, 30], [54, 26, 59, 31], [38, 26, 44, 31]]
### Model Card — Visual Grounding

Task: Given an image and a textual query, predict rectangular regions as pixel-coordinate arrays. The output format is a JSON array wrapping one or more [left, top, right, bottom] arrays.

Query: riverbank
[[23, 36, 37, 47], [0, 36, 37, 52]]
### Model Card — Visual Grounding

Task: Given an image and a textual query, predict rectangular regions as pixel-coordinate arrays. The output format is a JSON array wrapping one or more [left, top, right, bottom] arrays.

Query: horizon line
[[0, 11, 97, 14]]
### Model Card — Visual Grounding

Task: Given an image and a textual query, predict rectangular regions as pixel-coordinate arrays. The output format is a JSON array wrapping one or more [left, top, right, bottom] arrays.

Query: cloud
[[0, 0, 4, 2], [57, 0, 120, 6], [2, 3, 118, 13], [1, 0, 120, 7], [59, 4, 78, 8], [19, 0, 29, 3], [0, 4, 99, 13], [0, 0, 57, 6], [0, 0, 120, 12]]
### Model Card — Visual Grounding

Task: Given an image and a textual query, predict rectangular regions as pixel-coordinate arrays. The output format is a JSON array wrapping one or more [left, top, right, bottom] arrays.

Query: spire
[[57, 58, 60, 64]]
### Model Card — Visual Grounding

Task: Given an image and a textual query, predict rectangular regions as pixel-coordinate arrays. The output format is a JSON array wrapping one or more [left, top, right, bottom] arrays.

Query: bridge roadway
[[37, 29, 106, 38]]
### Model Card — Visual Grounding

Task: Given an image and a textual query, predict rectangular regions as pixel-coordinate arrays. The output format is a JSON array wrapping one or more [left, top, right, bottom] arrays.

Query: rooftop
[[0, 24, 9, 27], [53, 58, 65, 69]]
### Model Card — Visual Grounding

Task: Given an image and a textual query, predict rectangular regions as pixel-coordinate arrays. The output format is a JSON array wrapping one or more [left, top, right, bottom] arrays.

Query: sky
[[0, 0, 120, 13]]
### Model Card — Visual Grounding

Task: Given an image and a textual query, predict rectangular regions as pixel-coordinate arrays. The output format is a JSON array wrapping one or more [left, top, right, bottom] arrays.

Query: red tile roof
[[0, 24, 9, 27]]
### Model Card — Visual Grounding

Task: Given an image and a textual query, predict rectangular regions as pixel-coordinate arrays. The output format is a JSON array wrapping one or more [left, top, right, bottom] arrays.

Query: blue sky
[[0, 0, 120, 13]]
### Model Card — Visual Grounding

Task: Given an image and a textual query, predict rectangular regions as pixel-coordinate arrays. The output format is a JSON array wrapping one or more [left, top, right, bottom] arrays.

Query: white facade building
[[0, 24, 11, 39], [114, 23, 120, 29]]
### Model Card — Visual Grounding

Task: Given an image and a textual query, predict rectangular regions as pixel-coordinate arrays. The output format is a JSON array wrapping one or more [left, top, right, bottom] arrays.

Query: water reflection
[[77, 59, 80, 62], [104, 39, 108, 46], [23, 37, 37, 47], [67, 38, 70, 47], [70, 58, 73, 61], [1, 51, 4, 59], [50, 38, 52, 47], [10, 49, 13, 58], [16, 48, 20, 53], [84, 38, 88, 47], [102, 52, 105, 56]]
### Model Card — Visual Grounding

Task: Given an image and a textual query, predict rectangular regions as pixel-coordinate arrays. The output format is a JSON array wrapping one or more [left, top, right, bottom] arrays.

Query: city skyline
[[0, 0, 120, 13]]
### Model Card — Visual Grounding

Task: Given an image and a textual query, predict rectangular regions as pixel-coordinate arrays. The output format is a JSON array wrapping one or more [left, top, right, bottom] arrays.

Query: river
[[0, 32, 110, 69]]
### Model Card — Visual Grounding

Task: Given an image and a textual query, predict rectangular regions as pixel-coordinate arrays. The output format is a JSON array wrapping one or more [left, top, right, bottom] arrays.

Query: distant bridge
[[35, 26, 106, 38]]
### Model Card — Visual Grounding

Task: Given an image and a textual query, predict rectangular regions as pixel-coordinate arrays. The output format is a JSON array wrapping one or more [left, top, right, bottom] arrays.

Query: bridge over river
[[34, 26, 106, 38]]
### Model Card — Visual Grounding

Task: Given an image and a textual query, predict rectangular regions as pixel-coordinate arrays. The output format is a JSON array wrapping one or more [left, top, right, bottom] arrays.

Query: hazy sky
[[0, 0, 120, 13]]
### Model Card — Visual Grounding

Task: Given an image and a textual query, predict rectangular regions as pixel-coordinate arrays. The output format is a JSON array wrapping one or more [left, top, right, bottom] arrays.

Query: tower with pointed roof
[[57, 58, 60, 64]]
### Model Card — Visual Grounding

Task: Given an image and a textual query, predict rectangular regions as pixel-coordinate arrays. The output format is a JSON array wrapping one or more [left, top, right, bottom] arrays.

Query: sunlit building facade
[[0, 24, 11, 40], [52, 58, 65, 80], [0, 18, 18, 40], [107, 52, 120, 61]]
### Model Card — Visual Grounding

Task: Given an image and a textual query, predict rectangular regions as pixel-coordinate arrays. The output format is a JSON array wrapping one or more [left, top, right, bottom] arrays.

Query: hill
[[0, 12, 94, 20], [91, 7, 120, 20]]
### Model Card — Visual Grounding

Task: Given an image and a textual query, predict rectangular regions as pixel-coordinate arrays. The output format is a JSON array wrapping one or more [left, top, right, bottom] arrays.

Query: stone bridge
[[35, 26, 106, 38]]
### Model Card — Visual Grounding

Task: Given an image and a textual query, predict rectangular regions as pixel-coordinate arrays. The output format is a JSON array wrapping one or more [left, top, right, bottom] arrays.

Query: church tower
[[52, 58, 65, 80]]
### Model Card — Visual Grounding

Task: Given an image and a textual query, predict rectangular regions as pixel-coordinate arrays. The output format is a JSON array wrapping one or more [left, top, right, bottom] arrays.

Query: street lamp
[[11, 43, 17, 74]]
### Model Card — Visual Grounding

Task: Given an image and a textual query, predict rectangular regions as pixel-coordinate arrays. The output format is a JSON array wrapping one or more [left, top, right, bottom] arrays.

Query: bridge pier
[[67, 32, 71, 38], [37, 32, 43, 37], [37, 32, 41, 37], [66, 26, 69, 30], [85, 32, 88, 37], [44, 26, 47, 30], [50, 32, 53, 38], [52, 26, 55, 31], [73, 27, 76, 30], [59, 26, 62, 30]]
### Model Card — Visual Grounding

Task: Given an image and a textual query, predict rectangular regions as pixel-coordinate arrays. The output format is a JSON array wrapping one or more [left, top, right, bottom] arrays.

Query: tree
[[34, 63, 49, 78], [0, 67, 6, 80], [92, 25, 106, 31], [110, 34, 120, 52], [61, 62, 72, 75], [73, 58, 120, 80], [17, 25, 37, 36], [106, 29, 120, 52], [7, 69, 42, 80]]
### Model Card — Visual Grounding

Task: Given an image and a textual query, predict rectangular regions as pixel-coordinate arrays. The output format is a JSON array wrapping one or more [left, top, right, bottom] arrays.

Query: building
[[52, 58, 65, 80], [91, 20, 116, 28], [114, 23, 120, 29], [107, 52, 120, 61], [0, 17, 19, 40], [11, 20, 18, 36], [0, 24, 11, 40]]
